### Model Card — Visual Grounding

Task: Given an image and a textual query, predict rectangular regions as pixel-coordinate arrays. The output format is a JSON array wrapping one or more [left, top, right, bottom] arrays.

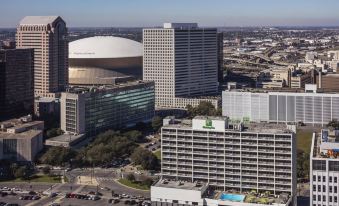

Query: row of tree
[[39, 129, 160, 171]]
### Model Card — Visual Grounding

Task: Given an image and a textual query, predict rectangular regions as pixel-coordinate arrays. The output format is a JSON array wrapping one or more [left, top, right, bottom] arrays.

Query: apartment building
[[160, 116, 296, 205]]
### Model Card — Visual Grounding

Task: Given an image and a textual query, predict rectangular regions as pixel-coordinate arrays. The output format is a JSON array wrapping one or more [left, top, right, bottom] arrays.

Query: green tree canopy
[[131, 147, 159, 170], [186, 101, 221, 118], [151, 116, 163, 131]]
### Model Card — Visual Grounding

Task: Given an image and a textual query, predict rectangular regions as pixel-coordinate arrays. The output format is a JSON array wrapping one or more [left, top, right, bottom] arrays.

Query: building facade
[[143, 23, 218, 109], [60, 81, 155, 137], [310, 130, 339, 206], [16, 16, 68, 98], [222, 90, 339, 125], [161, 116, 296, 204], [0, 49, 34, 120], [0, 116, 44, 162]]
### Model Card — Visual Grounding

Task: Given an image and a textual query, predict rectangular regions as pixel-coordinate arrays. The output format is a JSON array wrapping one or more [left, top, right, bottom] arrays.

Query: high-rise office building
[[143, 23, 218, 109], [16, 16, 68, 98], [60, 81, 155, 137], [157, 116, 296, 206], [0, 49, 34, 120], [217, 32, 224, 83], [310, 129, 339, 206]]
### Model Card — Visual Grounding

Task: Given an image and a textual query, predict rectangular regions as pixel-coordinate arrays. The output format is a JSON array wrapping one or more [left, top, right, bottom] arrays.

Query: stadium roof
[[69, 36, 142, 59]]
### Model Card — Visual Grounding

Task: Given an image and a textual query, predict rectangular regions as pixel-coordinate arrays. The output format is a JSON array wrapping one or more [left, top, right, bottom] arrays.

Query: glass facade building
[[61, 81, 155, 137]]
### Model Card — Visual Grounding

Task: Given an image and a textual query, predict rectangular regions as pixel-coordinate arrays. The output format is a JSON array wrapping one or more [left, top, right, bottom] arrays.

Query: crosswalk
[[96, 177, 115, 182]]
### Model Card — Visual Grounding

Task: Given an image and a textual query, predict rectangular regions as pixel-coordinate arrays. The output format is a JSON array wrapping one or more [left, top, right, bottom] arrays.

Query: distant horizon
[[1, 0, 339, 28], [2, 25, 339, 29]]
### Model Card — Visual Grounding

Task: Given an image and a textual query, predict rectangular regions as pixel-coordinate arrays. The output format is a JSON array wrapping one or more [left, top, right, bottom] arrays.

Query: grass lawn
[[154, 149, 161, 160], [0, 175, 62, 183], [296, 129, 313, 154], [118, 178, 150, 190]]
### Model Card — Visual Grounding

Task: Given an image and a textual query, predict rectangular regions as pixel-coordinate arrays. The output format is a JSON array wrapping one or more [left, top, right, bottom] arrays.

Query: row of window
[[313, 175, 338, 183]]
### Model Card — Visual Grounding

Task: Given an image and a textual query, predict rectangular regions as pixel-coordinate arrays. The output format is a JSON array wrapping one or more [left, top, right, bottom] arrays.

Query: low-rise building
[[151, 179, 293, 206], [60, 81, 155, 137], [223, 89, 339, 125], [0, 115, 44, 161], [310, 129, 339, 206]]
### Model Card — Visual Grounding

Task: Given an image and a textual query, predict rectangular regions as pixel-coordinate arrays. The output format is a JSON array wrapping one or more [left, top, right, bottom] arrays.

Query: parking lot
[[0, 183, 151, 206]]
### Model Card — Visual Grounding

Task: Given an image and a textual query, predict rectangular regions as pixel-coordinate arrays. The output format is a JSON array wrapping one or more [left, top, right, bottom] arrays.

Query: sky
[[1, 0, 339, 27]]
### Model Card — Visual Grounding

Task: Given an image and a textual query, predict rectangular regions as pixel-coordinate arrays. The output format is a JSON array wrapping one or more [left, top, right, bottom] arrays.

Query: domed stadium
[[69, 36, 142, 85]]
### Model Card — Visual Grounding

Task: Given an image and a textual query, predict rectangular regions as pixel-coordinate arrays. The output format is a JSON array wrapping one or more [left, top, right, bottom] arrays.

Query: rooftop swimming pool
[[220, 193, 245, 202]]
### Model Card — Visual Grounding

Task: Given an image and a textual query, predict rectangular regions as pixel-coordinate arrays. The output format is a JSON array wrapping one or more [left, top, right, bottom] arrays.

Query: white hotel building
[[143, 23, 219, 109], [155, 116, 297, 206], [310, 129, 339, 206], [222, 90, 339, 125]]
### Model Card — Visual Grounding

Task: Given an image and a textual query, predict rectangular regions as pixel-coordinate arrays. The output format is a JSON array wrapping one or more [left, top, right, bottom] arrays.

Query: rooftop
[[313, 129, 339, 159], [19, 16, 60, 25], [65, 80, 154, 94], [163, 116, 295, 134], [153, 179, 208, 191], [0, 130, 41, 140]]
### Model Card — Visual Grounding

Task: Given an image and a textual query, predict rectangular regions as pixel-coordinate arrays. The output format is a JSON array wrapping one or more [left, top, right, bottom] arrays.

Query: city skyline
[[1, 0, 339, 28]]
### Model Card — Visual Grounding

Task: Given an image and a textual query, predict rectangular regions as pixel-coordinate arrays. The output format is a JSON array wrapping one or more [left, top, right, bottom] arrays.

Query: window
[[318, 176, 321, 182], [313, 195, 316, 201], [318, 185, 321, 192], [330, 186, 332, 193], [330, 196, 332, 202], [335, 196, 338, 203], [323, 176, 326, 182], [323, 195, 326, 202], [323, 185, 326, 192], [335, 177, 338, 183], [330, 176, 332, 182], [313, 160, 326, 171], [313, 185, 316, 191], [335, 186, 337, 193], [313, 175, 316, 181]]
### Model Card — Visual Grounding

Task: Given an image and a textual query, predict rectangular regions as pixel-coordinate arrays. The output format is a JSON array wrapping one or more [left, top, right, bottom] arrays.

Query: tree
[[142, 178, 153, 187], [186, 101, 219, 118], [126, 173, 136, 182], [40, 147, 77, 166], [13, 166, 28, 179], [328, 119, 339, 129], [131, 147, 159, 170], [124, 130, 143, 142], [46, 128, 63, 139], [151, 116, 163, 131], [42, 166, 50, 175]]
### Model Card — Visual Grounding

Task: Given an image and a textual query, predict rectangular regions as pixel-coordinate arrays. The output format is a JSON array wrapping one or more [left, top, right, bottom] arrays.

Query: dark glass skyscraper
[[0, 49, 34, 120]]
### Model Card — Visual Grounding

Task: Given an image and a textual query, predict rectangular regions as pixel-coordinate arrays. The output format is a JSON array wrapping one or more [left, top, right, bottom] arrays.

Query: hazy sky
[[1, 0, 339, 27]]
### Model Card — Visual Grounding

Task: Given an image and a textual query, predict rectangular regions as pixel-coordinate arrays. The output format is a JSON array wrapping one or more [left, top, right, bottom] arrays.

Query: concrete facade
[[310, 130, 339, 206], [143, 23, 218, 109], [160, 116, 296, 204], [223, 90, 339, 125], [16, 16, 68, 98], [0, 116, 44, 161]]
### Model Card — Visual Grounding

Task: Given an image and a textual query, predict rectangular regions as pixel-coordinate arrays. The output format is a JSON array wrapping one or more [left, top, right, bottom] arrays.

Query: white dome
[[69, 36, 142, 59]]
